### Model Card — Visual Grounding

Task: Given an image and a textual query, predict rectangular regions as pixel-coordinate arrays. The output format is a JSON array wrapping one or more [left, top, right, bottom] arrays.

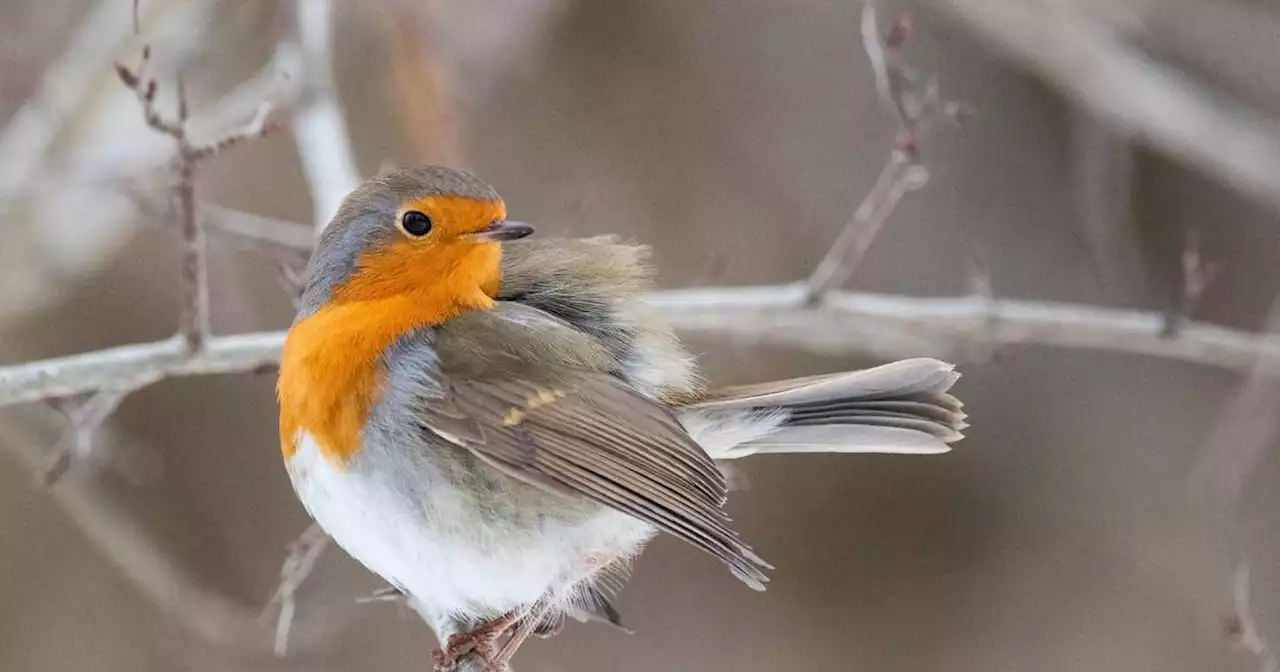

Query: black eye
[[401, 210, 432, 237]]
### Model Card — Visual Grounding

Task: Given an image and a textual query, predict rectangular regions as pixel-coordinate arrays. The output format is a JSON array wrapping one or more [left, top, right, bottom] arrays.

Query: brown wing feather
[[421, 374, 770, 590]]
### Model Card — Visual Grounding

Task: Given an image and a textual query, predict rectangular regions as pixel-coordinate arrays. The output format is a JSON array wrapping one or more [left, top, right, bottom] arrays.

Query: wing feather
[[421, 371, 770, 590]]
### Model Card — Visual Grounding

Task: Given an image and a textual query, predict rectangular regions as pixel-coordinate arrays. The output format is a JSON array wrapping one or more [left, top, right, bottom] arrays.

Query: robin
[[277, 165, 965, 671]]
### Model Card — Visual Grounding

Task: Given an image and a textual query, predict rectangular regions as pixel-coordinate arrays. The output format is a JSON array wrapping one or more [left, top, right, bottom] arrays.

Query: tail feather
[[679, 358, 965, 459], [687, 358, 960, 410]]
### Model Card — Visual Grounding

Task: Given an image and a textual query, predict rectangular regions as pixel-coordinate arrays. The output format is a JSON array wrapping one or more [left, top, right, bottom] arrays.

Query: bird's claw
[[431, 613, 518, 672]]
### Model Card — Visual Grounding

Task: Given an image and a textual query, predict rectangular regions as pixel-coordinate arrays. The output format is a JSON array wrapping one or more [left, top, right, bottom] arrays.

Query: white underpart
[[288, 431, 651, 618]]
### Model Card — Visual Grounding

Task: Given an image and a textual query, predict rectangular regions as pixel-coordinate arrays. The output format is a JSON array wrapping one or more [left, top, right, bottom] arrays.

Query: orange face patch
[[397, 195, 507, 240], [278, 196, 508, 465]]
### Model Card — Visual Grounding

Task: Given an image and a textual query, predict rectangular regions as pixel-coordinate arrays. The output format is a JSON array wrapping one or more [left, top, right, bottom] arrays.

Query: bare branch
[[1183, 293, 1280, 670], [8, 288, 1280, 413], [0, 333, 284, 408], [262, 523, 331, 657], [1227, 552, 1280, 672], [804, 149, 928, 301], [274, 260, 308, 311], [804, 3, 960, 302], [356, 586, 407, 605], [1163, 229, 1220, 338], [646, 285, 1280, 370], [115, 50, 185, 140], [204, 206, 315, 254], [1187, 298, 1280, 526], [115, 37, 281, 354], [936, 0, 1280, 214], [189, 98, 277, 161], [289, 0, 362, 233], [42, 388, 133, 485]]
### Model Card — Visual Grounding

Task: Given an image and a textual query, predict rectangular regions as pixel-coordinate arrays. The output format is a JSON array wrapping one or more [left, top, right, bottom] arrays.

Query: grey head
[[298, 166, 503, 318]]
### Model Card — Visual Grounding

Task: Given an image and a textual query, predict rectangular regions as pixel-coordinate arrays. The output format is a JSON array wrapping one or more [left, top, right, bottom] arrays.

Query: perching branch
[[0, 333, 284, 408], [8, 288, 1280, 413]]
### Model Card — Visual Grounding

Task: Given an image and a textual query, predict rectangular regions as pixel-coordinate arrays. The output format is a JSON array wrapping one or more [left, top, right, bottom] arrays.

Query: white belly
[[287, 431, 652, 617]]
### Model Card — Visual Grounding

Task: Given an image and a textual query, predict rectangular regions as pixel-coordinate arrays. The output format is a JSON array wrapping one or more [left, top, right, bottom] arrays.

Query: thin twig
[[262, 523, 331, 657], [42, 387, 133, 485], [1227, 552, 1280, 672], [804, 149, 928, 301], [204, 205, 315, 254], [115, 48, 279, 353], [804, 2, 960, 302], [1184, 297, 1280, 670], [1187, 299, 1280, 517], [1163, 229, 1220, 338]]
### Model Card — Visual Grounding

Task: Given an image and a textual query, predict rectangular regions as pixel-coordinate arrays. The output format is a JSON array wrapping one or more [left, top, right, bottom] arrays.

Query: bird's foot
[[431, 612, 519, 672]]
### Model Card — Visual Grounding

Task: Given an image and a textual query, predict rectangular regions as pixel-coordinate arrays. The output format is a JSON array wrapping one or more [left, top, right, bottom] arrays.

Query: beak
[[469, 220, 534, 242]]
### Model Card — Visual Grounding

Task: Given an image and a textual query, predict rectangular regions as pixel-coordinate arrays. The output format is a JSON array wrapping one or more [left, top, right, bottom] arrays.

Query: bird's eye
[[400, 210, 432, 237]]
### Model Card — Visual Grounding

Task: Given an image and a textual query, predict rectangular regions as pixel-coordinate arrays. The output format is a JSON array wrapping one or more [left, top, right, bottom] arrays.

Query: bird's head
[[299, 165, 533, 317]]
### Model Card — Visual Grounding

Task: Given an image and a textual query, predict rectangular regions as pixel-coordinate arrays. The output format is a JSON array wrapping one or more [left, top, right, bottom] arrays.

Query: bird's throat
[[278, 244, 502, 466]]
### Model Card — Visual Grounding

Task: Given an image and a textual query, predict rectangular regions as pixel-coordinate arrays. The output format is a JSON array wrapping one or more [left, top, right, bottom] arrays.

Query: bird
[[277, 165, 965, 671]]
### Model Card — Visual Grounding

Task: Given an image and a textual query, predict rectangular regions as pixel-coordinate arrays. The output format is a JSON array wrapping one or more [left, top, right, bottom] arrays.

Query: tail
[[677, 358, 965, 459]]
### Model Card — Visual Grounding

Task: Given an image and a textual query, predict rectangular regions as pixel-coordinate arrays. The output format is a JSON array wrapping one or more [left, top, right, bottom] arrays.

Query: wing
[[417, 369, 770, 590]]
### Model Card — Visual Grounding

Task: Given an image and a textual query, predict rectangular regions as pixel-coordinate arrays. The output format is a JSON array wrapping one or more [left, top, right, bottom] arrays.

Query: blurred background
[[2, 1, 1280, 670]]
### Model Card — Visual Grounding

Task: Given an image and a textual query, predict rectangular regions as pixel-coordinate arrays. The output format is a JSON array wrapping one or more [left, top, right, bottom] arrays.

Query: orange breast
[[278, 238, 503, 466], [278, 301, 392, 464]]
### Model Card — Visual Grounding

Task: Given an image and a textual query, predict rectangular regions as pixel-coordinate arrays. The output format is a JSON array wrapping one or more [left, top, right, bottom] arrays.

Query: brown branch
[[114, 49, 277, 353]]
